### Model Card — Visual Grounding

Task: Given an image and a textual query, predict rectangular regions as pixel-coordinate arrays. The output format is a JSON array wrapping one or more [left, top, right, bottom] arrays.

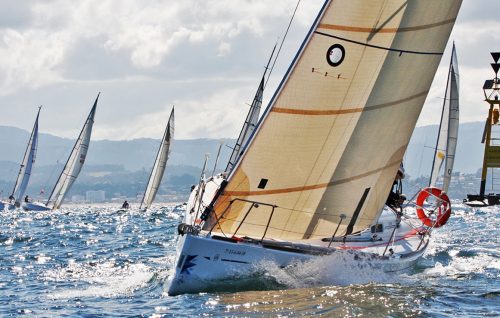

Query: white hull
[[168, 175, 429, 295], [22, 202, 51, 211], [168, 227, 427, 295]]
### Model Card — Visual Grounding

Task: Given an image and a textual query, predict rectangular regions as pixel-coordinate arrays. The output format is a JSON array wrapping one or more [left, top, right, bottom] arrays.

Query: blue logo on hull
[[180, 255, 197, 275]]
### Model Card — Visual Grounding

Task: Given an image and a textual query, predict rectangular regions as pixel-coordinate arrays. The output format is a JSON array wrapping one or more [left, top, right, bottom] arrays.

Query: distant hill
[[0, 126, 233, 171], [0, 125, 234, 198], [0, 122, 485, 198], [403, 121, 484, 178]]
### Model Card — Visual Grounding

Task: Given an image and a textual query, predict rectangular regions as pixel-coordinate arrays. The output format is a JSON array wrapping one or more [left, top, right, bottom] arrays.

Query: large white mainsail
[[11, 107, 41, 205], [205, 0, 462, 241], [140, 107, 174, 210], [46, 94, 99, 210], [429, 43, 459, 192]]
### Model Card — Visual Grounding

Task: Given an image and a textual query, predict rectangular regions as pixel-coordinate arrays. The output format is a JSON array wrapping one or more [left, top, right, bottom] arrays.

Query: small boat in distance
[[23, 94, 99, 211], [0, 107, 41, 211], [138, 107, 174, 211], [167, 0, 462, 295]]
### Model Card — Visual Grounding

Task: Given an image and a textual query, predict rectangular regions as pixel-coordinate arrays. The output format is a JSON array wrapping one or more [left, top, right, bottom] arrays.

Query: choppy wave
[[0, 202, 498, 317]]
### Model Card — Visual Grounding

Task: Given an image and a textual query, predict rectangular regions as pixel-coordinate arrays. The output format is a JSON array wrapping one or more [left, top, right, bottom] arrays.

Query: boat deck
[[207, 211, 426, 259]]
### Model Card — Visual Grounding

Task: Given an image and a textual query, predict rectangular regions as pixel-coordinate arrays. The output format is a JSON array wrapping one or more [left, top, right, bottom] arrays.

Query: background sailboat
[[23, 94, 99, 211], [225, 45, 276, 173], [429, 44, 460, 192], [139, 107, 174, 211], [0, 107, 40, 210]]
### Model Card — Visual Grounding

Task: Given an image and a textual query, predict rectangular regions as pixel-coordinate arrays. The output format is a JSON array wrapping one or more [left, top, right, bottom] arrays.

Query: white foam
[[254, 251, 395, 289], [422, 252, 499, 278], [47, 262, 154, 299]]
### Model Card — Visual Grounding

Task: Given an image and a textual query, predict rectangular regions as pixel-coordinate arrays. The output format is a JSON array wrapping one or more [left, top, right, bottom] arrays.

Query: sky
[[0, 0, 498, 141]]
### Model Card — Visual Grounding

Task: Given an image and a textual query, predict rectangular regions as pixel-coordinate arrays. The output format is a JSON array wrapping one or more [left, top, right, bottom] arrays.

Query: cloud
[[0, 0, 498, 140]]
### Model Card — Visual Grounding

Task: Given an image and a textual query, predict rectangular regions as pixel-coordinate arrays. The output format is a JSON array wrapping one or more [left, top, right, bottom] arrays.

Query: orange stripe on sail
[[224, 160, 401, 197], [318, 18, 456, 33], [272, 107, 363, 115], [270, 91, 428, 116]]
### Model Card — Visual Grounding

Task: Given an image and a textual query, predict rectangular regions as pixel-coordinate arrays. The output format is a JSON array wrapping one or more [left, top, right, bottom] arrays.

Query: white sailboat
[[225, 45, 275, 173], [0, 107, 40, 211], [429, 43, 460, 192], [169, 0, 462, 295], [23, 94, 99, 211], [138, 107, 174, 211]]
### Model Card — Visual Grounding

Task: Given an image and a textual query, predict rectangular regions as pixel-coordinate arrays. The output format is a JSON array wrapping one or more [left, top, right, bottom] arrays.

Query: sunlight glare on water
[[0, 202, 498, 317]]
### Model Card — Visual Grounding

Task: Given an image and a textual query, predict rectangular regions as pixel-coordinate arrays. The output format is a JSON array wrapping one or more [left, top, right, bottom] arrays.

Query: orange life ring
[[415, 187, 451, 228]]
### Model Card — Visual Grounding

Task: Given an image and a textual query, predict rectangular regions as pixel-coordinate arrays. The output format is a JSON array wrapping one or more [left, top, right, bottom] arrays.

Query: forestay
[[11, 107, 40, 204], [429, 44, 459, 192], [140, 108, 174, 210], [46, 94, 99, 209], [206, 0, 462, 241]]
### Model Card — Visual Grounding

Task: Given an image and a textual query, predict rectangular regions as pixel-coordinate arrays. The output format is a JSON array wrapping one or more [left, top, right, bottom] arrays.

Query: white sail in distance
[[429, 44, 459, 192], [226, 44, 276, 173], [11, 107, 41, 204], [140, 107, 174, 210], [46, 94, 99, 209], [206, 0, 462, 240], [225, 78, 264, 173]]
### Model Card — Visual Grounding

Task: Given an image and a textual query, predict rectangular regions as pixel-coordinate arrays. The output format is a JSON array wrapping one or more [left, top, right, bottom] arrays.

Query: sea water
[[0, 203, 498, 317]]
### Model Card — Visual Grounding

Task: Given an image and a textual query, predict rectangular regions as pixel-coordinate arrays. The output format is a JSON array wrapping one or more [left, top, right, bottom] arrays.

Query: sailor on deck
[[386, 164, 406, 210]]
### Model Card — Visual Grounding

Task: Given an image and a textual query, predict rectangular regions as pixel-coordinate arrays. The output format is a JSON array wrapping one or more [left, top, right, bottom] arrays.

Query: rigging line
[[217, 216, 372, 239], [220, 205, 377, 223], [264, 0, 301, 88]]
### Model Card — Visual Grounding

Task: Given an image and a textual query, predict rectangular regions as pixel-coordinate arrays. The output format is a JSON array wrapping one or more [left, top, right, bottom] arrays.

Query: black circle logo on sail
[[326, 44, 345, 67]]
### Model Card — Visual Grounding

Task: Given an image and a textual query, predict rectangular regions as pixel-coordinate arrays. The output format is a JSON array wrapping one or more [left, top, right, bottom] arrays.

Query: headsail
[[11, 107, 41, 204], [429, 43, 459, 192], [225, 45, 276, 173], [225, 78, 264, 173], [46, 94, 99, 209], [206, 0, 462, 240], [140, 107, 175, 210]]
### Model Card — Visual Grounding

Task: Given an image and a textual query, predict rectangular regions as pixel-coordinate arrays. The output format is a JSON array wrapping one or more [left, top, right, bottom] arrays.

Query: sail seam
[[223, 160, 400, 196], [318, 18, 456, 33], [271, 90, 428, 116], [314, 31, 443, 55]]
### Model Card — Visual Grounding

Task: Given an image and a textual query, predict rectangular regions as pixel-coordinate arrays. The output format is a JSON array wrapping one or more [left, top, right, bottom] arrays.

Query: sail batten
[[46, 94, 98, 209], [140, 108, 174, 210], [207, 0, 462, 241]]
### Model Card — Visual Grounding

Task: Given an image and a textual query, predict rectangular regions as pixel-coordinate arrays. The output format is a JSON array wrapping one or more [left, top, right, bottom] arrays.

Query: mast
[[11, 106, 41, 204], [46, 93, 99, 209], [225, 44, 276, 173], [139, 107, 174, 210]]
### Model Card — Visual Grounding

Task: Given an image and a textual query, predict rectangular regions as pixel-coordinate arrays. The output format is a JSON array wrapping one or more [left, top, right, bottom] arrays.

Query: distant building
[[71, 194, 85, 203], [85, 190, 106, 203]]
